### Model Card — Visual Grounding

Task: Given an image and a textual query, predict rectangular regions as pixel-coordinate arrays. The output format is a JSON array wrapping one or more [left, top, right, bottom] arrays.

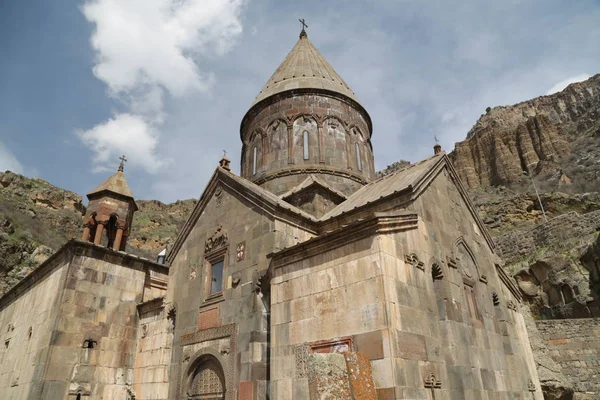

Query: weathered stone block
[[307, 353, 352, 399]]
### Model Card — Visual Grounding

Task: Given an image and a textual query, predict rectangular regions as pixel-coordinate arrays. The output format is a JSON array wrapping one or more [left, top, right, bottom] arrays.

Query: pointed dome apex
[[87, 170, 135, 199], [250, 32, 360, 107]]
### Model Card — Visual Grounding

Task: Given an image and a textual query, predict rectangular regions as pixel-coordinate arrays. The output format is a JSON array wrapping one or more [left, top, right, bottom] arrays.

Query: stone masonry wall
[[0, 252, 70, 400], [535, 318, 600, 397], [495, 210, 600, 262]]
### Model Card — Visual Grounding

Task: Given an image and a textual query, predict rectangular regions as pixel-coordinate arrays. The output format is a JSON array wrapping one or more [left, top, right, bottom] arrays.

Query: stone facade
[[536, 318, 600, 398], [268, 161, 542, 399], [0, 240, 167, 399], [0, 29, 551, 400]]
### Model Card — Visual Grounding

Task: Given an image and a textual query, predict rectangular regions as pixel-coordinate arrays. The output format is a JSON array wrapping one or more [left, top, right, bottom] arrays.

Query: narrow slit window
[[355, 143, 362, 171], [252, 146, 257, 175], [210, 260, 224, 295], [303, 130, 309, 160]]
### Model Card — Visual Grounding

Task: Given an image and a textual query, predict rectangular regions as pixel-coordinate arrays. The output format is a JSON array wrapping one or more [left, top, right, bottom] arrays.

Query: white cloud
[[0, 142, 23, 174], [77, 113, 167, 173], [79, 0, 246, 174], [545, 74, 591, 95]]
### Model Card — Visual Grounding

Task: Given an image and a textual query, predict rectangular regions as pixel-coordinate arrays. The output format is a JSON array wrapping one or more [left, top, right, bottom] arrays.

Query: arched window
[[252, 147, 257, 175], [188, 356, 226, 399], [303, 130, 309, 160], [76, 393, 81, 400], [355, 143, 362, 171]]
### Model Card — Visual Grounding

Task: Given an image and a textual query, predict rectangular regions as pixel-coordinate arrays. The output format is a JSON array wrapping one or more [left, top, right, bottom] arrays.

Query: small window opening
[[431, 263, 443, 281], [492, 292, 500, 306], [82, 338, 97, 349], [76, 393, 82, 400], [210, 260, 224, 295], [303, 131, 309, 160], [252, 147, 257, 175], [4, 339, 9, 348], [28, 327, 32, 340], [355, 143, 362, 171]]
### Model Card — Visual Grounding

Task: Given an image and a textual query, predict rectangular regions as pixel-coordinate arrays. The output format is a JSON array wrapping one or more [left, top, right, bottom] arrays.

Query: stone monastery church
[[0, 28, 543, 400]]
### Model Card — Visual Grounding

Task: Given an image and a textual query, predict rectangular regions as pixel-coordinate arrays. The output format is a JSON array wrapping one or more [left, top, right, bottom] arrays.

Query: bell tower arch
[[81, 156, 137, 251]]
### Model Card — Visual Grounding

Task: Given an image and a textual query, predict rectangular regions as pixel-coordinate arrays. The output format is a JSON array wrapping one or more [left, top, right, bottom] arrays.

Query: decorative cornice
[[180, 323, 236, 346], [240, 88, 373, 141], [137, 296, 165, 315], [268, 211, 419, 268], [252, 165, 368, 186]]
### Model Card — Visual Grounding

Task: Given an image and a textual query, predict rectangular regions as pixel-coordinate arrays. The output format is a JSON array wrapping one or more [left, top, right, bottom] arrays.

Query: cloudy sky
[[1, 0, 599, 203]]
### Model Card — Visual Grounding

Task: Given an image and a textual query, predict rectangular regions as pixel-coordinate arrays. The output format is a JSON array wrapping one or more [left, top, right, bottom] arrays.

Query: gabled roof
[[319, 152, 496, 250], [251, 31, 360, 107], [321, 154, 444, 220], [280, 174, 347, 202], [166, 167, 319, 263], [87, 170, 134, 199]]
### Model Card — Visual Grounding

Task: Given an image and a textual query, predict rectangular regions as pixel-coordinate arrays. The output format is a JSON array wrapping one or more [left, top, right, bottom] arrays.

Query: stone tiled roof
[[87, 171, 134, 199], [321, 153, 445, 219], [251, 32, 360, 107]]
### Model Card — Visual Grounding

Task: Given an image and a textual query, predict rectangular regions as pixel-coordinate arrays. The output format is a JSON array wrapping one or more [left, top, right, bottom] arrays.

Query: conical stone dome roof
[[251, 31, 360, 107], [87, 170, 134, 199]]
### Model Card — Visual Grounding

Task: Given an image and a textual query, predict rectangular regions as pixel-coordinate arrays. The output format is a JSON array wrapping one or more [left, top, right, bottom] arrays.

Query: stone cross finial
[[299, 18, 308, 38], [118, 155, 127, 172], [433, 137, 442, 155]]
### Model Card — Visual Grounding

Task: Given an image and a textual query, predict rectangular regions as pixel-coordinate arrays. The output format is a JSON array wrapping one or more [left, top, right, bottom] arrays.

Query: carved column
[[82, 224, 91, 242], [119, 232, 129, 251], [113, 229, 124, 250], [287, 124, 294, 164], [261, 133, 268, 168], [93, 222, 105, 245], [113, 220, 127, 250], [317, 120, 325, 164]]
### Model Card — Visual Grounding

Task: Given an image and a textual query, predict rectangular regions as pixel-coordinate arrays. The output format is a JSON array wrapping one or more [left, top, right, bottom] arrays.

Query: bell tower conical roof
[[251, 30, 360, 107]]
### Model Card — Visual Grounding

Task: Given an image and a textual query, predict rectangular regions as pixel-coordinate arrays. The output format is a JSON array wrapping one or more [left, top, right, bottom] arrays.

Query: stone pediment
[[166, 167, 319, 264], [280, 175, 347, 218]]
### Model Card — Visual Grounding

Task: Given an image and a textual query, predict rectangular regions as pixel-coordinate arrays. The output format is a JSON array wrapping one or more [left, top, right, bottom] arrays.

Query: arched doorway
[[187, 355, 225, 400]]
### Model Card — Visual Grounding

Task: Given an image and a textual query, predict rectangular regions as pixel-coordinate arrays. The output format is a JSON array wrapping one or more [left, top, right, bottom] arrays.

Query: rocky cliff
[[450, 74, 600, 189]]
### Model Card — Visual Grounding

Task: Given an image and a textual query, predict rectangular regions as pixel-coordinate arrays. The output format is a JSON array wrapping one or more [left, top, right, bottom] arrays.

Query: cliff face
[[450, 74, 600, 188]]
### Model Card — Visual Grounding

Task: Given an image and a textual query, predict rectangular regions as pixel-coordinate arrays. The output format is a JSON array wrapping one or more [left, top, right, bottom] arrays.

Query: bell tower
[[81, 155, 138, 251], [239, 26, 375, 196]]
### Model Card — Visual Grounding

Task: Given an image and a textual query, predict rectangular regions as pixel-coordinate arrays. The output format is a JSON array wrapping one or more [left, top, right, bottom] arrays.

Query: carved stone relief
[[205, 225, 229, 254]]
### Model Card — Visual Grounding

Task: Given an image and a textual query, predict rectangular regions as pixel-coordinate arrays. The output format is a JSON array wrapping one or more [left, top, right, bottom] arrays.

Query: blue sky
[[1, 0, 599, 203]]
